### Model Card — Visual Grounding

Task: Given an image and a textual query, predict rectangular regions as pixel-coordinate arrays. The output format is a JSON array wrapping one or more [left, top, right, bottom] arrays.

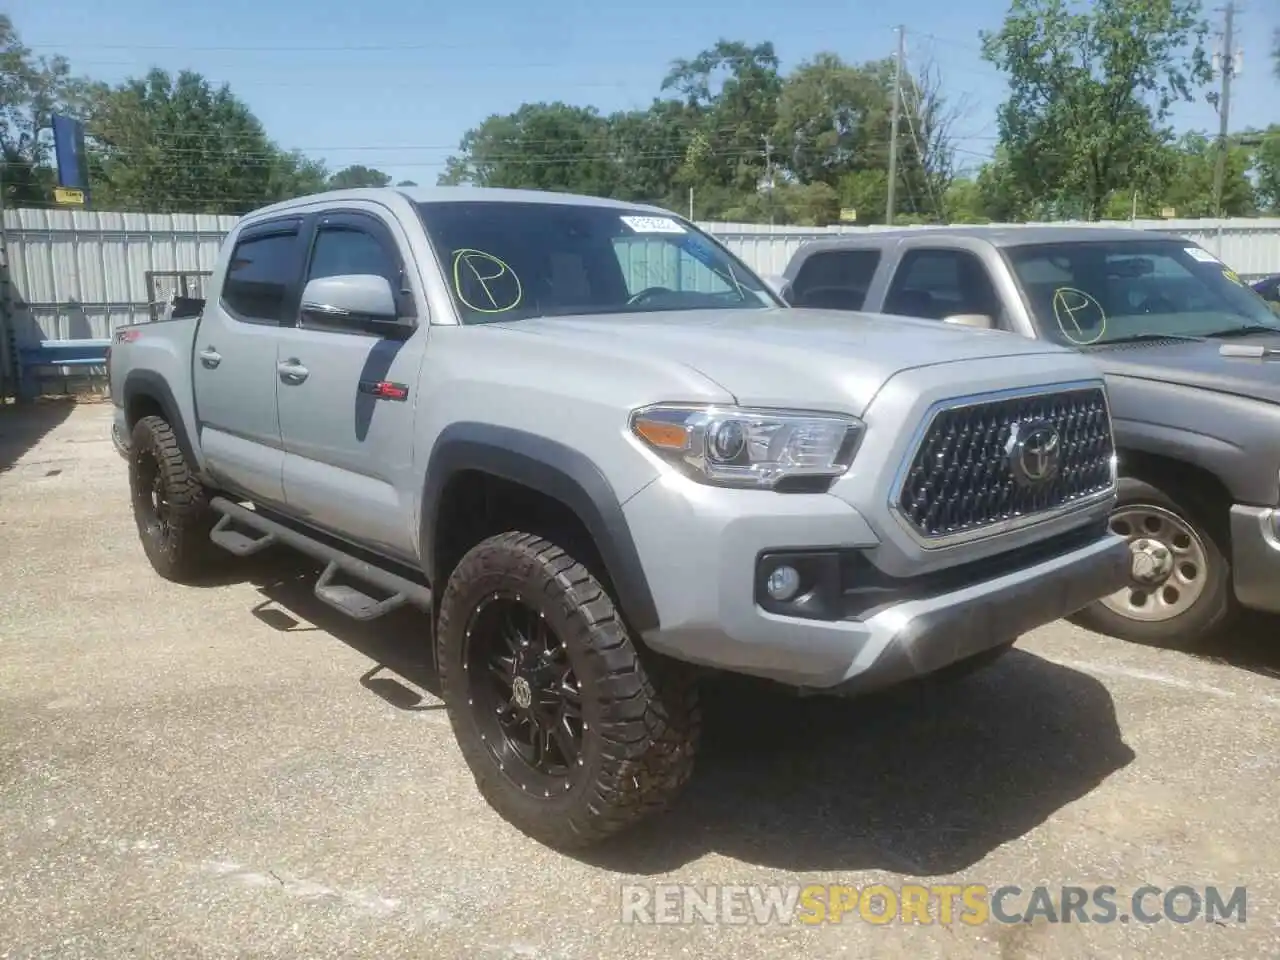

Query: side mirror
[[301, 274, 408, 333], [943, 313, 995, 330]]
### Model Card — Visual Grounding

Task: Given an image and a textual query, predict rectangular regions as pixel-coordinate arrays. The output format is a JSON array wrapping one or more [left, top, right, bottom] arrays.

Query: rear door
[[786, 247, 884, 310], [192, 217, 305, 505], [275, 207, 428, 562], [881, 246, 1007, 326]]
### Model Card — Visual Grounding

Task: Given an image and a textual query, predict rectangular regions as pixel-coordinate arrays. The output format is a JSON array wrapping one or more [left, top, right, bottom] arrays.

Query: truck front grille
[[895, 385, 1115, 543]]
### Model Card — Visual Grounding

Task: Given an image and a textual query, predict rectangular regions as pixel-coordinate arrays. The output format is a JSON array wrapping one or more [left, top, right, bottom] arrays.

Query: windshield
[[415, 200, 778, 324], [1002, 239, 1280, 346]]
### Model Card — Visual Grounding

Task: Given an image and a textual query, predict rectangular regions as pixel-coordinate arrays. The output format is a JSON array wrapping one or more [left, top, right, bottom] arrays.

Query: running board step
[[210, 514, 277, 556], [208, 497, 432, 621], [314, 561, 407, 620]]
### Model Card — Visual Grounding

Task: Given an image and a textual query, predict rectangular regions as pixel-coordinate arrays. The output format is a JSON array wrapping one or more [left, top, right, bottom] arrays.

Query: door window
[[307, 226, 399, 286], [789, 249, 882, 310], [883, 249, 1001, 322], [221, 230, 299, 323]]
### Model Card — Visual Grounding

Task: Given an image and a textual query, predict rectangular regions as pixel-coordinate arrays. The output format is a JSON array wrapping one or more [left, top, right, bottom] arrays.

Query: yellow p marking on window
[[1051, 286, 1107, 345], [452, 248, 523, 313]]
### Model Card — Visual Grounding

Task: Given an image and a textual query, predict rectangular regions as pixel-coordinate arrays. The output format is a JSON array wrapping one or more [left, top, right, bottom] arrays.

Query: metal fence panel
[[3, 209, 238, 345]]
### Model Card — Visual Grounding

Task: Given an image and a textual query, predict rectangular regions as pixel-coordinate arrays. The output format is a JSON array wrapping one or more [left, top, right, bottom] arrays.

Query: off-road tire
[[436, 531, 701, 850], [1070, 477, 1237, 650], [128, 415, 217, 582]]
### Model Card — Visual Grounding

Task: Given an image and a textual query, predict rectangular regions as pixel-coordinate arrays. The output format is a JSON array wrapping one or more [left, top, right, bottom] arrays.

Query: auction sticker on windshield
[[1185, 246, 1221, 263], [621, 215, 686, 234]]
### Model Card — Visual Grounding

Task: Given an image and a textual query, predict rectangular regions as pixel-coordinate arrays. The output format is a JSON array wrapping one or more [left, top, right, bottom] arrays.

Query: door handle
[[277, 359, 309, 384], [199, 346, 221, 369]]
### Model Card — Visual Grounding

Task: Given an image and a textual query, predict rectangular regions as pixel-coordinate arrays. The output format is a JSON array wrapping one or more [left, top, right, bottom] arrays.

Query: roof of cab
[[799, 223, 1188, 250], [238, 185, 677, 224]]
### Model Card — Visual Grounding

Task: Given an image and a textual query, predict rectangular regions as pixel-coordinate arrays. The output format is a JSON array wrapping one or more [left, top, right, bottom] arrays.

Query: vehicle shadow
[[224, 549, 1135, 877], [0, 397, 77, 473], [1193, 612, 1280, 680], [584, 653, 1134, 876], [229, 549, 442, 711]]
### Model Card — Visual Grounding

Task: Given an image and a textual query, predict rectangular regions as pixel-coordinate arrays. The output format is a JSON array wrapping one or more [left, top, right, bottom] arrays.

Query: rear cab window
[[883, 248, 1002, 323], [789, 248, 882, 310], [220, 219, 304, 325]]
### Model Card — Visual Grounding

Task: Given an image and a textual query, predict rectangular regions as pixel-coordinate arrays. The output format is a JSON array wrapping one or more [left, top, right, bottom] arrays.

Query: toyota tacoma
[[108, 187, 1130, 849]]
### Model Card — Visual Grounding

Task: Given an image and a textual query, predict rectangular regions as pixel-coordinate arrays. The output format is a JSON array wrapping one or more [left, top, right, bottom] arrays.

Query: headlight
[[629, 403, 864, 489]]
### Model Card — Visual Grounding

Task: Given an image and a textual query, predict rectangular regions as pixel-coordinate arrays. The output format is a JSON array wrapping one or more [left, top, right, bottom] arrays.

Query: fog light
[[766, 565, 802, 601]]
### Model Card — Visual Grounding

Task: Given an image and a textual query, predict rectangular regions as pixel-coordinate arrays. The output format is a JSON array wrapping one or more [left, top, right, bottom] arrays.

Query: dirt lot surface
[[2, 400, 1279, 959]]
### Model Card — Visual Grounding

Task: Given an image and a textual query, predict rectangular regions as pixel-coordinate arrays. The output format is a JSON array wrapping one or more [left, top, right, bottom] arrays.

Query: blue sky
[[14, 0, 1280, 188]]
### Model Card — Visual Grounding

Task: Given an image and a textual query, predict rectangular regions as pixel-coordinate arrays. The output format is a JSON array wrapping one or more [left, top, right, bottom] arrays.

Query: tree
[[89, 68, 286, 213], [661, 40, 783, 199], [438, 102, 618, 196], [327, 164, 391, 189], [268, 149, 329, 200], [396, 179, 418, 186], [1252, 126, 1280, 213], [981, 0, 1211, 220], [1156, 131, 1255, 217], [0, 14, 97, 205], [606, 99, 700, 207]]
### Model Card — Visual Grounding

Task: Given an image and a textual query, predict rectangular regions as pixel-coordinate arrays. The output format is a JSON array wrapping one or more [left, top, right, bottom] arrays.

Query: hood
[[492, 307, 1072, 415], [1086, 333, 1280, 406]]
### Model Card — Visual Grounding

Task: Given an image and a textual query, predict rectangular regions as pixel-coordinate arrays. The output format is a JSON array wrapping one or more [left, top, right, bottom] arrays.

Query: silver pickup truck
[[107, 187, 1129, 849], [779, 226, 1280, 651]]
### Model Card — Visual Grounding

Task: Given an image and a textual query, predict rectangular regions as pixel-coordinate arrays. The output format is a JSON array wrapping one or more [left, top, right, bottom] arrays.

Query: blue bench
[[16, 338, 113, 399]]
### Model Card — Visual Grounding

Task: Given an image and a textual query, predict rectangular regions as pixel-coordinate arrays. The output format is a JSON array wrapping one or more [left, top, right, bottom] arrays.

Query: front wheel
[[128, 415, 217, 582], [436, 531, 700, 850], [1070, 477, 1237, 650]]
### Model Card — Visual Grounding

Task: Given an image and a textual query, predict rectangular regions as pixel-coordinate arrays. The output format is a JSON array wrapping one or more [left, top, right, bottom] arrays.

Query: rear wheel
[[1070, 477, 1236, 650], [436, 531, 700, 850], [128, 415, 217, 582]]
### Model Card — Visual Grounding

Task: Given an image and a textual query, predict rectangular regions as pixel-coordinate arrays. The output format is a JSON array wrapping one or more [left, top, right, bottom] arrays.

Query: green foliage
[[0, 14, 97, 206], [1252, 127, 1280, 213], [327, 164, 391, 189], [437, 42, 960, 224], [89, 68, 285, 213], [981, 0, 1211, 220]]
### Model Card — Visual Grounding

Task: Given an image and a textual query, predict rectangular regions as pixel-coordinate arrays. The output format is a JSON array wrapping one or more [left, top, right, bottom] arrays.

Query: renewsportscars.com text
[[620, 883, 1247, 926]]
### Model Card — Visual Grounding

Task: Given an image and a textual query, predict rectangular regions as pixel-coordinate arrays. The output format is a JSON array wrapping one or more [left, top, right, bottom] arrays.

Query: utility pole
[[886, 25, 905, 225], [761, 135, 775, 225], [1211, 1, 1238, 218]]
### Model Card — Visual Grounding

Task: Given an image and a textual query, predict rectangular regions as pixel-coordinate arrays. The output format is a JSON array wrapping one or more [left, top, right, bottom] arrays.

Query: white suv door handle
[[277, 359, 309, 384], [199, 346, 221, 369]]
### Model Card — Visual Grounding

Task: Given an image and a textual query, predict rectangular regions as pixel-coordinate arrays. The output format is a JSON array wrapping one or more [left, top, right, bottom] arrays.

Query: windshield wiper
[[1200, 324, 1280, 338], [1089, 333, 1204, 345]]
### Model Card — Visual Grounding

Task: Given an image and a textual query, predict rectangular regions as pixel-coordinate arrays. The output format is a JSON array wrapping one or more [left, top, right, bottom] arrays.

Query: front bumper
[[1230, 505, 1280, 615], [623, 476, 1131, 694]]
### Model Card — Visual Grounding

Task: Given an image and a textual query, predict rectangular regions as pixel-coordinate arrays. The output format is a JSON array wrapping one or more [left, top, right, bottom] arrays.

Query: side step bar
[[208, 496, 432, 622]]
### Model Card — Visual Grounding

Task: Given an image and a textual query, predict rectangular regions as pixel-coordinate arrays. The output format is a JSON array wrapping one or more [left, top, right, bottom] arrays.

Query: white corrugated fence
[[4, 206, 1280, 397]]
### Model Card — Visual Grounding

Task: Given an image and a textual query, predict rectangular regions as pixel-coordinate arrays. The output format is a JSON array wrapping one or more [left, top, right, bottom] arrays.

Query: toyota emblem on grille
[[1006, 420, 1062, 487]]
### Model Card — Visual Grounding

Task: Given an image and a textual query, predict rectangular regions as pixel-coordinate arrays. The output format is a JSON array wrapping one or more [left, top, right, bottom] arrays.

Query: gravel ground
[[2, 399, 1278, 959]]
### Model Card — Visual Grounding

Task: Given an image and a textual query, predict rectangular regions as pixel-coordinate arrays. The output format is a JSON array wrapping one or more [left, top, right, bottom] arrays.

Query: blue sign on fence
[[52, 113, 90, 204]]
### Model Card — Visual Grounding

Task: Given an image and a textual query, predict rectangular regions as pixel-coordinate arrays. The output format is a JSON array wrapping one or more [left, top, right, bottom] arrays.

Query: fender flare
[[121, 369, 199, 469], [421, 422, 660, 634]]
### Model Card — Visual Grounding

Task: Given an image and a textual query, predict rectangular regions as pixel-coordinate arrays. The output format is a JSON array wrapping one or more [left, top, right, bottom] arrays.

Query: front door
[[192, 217, 306, 505], [276, 208, 427, 562]]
